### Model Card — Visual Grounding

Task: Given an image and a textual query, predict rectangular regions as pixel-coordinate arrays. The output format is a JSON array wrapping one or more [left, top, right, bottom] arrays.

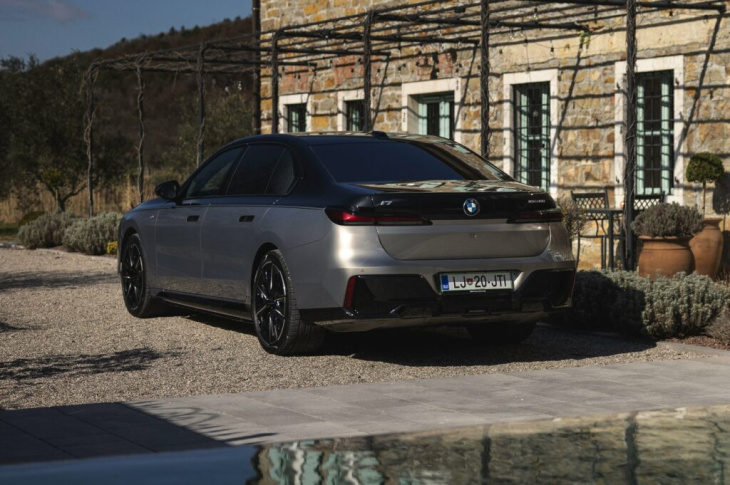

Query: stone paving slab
[[2, 353, 730, 464]]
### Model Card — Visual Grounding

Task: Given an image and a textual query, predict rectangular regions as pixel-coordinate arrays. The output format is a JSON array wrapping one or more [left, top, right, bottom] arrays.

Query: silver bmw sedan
[[118, 132, 575, 355]]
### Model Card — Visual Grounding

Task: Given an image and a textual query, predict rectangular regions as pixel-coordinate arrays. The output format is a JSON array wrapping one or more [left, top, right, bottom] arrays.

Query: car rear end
[[291, 134, 575, 332]]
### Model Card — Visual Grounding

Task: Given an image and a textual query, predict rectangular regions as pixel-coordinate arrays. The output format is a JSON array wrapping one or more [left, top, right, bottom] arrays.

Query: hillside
[[0, 16, 256, 221], [88, 14, 256, 172], [90, 16, 254, 62]]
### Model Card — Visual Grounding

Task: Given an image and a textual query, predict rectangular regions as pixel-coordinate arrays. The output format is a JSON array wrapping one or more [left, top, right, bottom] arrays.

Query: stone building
[[257, 0, 730, 214]]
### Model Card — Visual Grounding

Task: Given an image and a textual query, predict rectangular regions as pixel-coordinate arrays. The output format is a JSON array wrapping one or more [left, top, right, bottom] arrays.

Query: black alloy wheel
[[252, 250, 325, 355], [253, 257, 288, 347], [121, 238, 145, 312], [120, 234, 164, 318]]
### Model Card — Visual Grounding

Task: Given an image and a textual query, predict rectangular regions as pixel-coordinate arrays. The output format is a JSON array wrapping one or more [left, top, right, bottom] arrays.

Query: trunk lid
[[353, 180, 555, 261]]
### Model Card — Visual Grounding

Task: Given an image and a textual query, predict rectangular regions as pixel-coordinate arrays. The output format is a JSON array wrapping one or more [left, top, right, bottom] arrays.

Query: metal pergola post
[[197, 43, 207, 166], [363, 10, 375, 132], [253, 0, 262, 135], [84, 66, 97, 217], [135, 58, 146, 204], [271, 30, 282, 134], [480, 0, 490, 158], [623, 0, 638, 270]]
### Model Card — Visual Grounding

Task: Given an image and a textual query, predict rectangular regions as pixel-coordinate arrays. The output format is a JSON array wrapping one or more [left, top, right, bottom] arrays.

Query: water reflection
[[248, 405, 730, 484]]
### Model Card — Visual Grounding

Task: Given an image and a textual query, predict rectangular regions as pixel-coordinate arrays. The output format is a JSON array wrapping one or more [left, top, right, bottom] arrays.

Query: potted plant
[[713, 171, 730, 276], [631, 202, 703, 280], [558, 196, 586, 267], [686, 152, 725, 278]]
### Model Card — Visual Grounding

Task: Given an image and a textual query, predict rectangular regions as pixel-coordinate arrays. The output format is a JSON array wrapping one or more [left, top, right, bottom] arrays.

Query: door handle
[[239, 215, 255, 223], [187, 215, 200, 222]]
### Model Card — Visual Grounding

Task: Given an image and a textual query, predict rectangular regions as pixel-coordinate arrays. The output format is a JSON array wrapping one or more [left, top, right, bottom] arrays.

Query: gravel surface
[[0, 248, 701, 410]]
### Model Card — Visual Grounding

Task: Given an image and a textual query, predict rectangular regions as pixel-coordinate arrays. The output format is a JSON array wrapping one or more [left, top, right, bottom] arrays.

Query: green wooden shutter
[[416, 94, 454, 139], [637, 71, 673, 195], [514, 82, 550, 191]]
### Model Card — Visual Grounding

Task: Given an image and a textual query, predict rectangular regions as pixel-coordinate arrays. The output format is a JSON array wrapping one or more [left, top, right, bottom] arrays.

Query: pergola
[[84, 0, 727, 269]]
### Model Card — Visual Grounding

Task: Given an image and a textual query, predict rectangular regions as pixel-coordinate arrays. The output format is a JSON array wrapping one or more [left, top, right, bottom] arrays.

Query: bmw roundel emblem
[[463, 198, 480, 217]]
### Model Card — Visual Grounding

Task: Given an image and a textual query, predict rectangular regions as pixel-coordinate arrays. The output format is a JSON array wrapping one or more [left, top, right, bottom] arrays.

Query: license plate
[[440, 271, 512, 293]]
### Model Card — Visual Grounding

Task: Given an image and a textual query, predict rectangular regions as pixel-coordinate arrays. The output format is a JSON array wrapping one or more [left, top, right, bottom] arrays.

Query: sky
[[0, 0, 253, 62]]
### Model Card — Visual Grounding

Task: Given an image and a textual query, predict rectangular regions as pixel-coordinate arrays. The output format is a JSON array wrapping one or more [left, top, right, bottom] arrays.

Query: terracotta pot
[[689, 217, 724, 279], [637, 236, 694, 280]]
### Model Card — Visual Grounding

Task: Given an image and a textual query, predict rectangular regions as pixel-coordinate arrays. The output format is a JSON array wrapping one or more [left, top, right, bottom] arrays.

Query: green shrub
[[686, 152, 724, 185], [17, 212, 77, 249], [643, 273, 729, 339], [561, 270, 728, 339], [707, 306, 730, 345], [631, 202, 703, 238], [106, 241, 118, 256], [63, 213, 123, 255], [18, 211, 45, 227], [567, 270, 650, 335], [687, 152, 724, 214]]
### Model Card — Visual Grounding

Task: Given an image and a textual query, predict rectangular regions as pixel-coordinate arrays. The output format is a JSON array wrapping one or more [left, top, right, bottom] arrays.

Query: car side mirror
[[155, 180, 180, 201]]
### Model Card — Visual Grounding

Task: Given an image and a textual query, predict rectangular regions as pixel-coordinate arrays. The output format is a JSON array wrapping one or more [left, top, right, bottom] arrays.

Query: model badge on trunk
[[463, 198, 480, 216]]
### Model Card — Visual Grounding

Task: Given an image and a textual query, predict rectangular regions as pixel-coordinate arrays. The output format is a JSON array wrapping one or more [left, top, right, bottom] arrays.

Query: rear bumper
[[299, 268, 575, 332]]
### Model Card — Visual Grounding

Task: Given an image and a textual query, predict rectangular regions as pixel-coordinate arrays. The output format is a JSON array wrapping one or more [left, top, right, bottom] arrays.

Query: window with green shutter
[[286, 104, 307, 133], [637, 71, 673, 195], [514, 82, 550, 191], [417, 93, 454, 139], [345, 100, 365, 132]]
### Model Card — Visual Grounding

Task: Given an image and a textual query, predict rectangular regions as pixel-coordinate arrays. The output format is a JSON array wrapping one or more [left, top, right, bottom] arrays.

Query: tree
[[156, 85, 253, 185], [0, 54, 130, 211]]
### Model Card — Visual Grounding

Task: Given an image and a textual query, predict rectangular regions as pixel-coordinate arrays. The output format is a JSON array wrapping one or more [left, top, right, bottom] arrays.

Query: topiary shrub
[[17, 212, 77, 249], [686, 152, 724, 215], [63, 213, 123, 255], [559, 270, 728, 340], [17, 211, 45, 227], [631, 202, 704, 238]]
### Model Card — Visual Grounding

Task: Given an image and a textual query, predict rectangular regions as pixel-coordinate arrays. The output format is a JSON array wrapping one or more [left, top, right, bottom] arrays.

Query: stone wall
[[259, 1, 730, 222]]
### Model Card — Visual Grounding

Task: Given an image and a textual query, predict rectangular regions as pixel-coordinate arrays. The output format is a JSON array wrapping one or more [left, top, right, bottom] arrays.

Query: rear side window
[[226, 144, 296, 196], [184, 148, 242, 198], [311, 140, 511, 183]]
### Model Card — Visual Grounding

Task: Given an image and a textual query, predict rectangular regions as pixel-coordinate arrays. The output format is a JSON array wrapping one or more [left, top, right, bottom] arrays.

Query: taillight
[[325, 208, 431, 226], [509, 209, 564, 223]]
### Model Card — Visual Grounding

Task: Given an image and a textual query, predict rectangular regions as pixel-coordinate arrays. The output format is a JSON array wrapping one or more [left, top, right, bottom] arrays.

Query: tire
[[252, 250, 325, 355], [120, 234, 166, 318], [467, 321, 536, 345]]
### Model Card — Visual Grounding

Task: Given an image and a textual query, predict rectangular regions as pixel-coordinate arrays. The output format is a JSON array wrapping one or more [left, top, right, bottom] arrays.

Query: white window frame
[[401, 78, 463, 143], [615, 56, 684, 204], [502, 69, 559, 198], [278, 93, 312, 133], [336, 89, 365, 131]]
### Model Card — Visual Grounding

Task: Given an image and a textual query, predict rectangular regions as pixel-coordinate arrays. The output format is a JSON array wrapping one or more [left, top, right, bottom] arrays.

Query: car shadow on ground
[[181, 313, 258, 336], [181, 310, 656, 367], [320, 325, 657, 367]]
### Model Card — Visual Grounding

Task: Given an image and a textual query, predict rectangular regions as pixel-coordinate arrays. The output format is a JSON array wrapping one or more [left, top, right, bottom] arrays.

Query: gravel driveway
[[0, 248, 699, 410]]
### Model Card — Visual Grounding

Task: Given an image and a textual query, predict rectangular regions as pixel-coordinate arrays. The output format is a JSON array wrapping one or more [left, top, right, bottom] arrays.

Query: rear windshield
[[310, 139, 512, 183]]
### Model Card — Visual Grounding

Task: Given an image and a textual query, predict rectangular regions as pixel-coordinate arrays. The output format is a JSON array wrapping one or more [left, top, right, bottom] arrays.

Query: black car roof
[[229, 132, 448, 147]]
